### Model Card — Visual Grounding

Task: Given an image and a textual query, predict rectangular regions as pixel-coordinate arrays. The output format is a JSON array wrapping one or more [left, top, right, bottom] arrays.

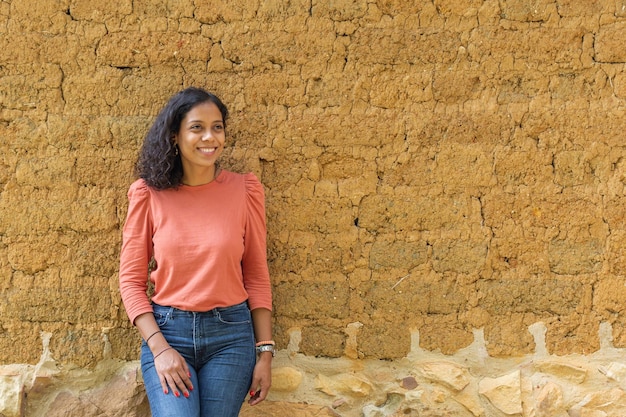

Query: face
[[173, 101, 225, 182]]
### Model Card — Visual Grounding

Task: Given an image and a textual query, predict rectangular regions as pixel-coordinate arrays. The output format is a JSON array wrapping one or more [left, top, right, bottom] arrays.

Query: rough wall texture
[[3, 0, 626, 416]]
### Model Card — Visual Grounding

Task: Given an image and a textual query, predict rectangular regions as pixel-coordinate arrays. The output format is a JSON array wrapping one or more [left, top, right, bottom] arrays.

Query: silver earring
[[174, 145, 179, 156]]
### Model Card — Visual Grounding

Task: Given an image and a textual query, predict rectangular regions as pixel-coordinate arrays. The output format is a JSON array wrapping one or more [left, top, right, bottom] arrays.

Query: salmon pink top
[[119, 170, 272, 324]]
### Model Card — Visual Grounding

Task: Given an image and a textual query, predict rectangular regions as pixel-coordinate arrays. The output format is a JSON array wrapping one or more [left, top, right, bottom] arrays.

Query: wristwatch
[[256, 344, 275, 357]]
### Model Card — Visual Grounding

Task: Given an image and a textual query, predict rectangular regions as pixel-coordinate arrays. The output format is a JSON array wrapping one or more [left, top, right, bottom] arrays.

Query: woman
[[119, 87, 273, 417]]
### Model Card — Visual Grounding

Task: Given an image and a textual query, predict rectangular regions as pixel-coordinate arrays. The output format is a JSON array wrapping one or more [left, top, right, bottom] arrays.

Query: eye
[[214, 124, 224, 131]]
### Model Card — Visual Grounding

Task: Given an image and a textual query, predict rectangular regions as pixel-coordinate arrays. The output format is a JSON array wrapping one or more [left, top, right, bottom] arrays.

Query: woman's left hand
[[248, 353, 272, 405]]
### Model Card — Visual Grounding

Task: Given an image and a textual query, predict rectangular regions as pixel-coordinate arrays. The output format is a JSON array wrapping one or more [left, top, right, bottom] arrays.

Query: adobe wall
[[2, 0, 626, 416]]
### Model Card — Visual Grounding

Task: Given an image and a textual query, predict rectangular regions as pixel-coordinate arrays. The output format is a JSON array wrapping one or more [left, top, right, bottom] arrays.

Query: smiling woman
[[134, 88, 230, 190], [175, 101, 225, 186], [119, 87, 274, 417]]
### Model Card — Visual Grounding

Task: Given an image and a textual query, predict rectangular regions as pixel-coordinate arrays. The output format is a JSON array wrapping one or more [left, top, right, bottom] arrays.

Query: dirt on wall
[[2, 0, 626, 370]]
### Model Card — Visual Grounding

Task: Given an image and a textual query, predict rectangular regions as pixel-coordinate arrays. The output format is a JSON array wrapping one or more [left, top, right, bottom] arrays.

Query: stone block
[[0, 323, 42, 364], [471, 27, 584, 68], [369, 239, 428, 270], [569, 388, 626, 416], [477, 277, 583, 315], [545, 314, 600, 355], [557, 0, 611, 16], [272, 367, 303, 392], [432, 142, 494, 191], [97, 32, 211, 68], [273, 280, 350, 321], [418, 361, 471, 391], [240, 401, 339, 417], [350, 27, 458, 66], [499, 0, 554, 22], [484, 314, 537, 356], [534, 381, 564, 417], [301, 327, 345, 358], [478, 370, 522, 415], [418, 317, 474, 354], [315, 373, 372, 397], [8, 0, 72, 34], [432, 238, 488, 274], [0, 369, 24, 417], [359, 192, 483, 233], [607, 229, 626, 275], [548, 238, 604, 275], [595, 22, 626, 63], [359, 323, 411, 359], [593, 277, 626, 317], [432, 70, 482, 104], [534, 359, 588, 383]]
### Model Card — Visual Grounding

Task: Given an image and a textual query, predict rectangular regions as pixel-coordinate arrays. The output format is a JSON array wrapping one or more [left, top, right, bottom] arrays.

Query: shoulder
[[127, 178, 151, 201], [220, 170, 263, 192], [243, 172, 264, 197], [221, 171, 265, 206]]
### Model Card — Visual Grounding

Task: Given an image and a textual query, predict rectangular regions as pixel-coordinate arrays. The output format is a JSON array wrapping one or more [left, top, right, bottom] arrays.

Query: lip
[[197, 147, 217, 155]]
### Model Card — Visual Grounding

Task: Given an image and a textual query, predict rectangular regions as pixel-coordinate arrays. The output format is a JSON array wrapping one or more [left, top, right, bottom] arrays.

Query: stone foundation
[[5, 322, 626, 416]]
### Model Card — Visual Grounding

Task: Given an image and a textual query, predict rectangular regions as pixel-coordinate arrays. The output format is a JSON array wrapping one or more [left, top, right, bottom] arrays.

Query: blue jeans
[[141, 302, 256, 417]]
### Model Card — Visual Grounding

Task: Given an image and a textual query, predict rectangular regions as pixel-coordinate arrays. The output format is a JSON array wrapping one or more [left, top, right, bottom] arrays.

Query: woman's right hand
[[153, 346, 193, 398], [134, 313, 194, 398]]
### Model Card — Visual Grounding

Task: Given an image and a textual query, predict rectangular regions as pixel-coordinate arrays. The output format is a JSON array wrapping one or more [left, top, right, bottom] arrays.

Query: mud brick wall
[[2, 0, 626, 394]]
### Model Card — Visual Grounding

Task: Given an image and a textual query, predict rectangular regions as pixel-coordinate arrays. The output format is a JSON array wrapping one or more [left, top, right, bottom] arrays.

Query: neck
[[182, 165, 220, 186]]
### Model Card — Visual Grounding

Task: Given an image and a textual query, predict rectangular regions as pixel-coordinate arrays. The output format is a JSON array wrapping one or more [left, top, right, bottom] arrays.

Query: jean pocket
[[152, 305, 173, 327], [216, 306, 251, 325]]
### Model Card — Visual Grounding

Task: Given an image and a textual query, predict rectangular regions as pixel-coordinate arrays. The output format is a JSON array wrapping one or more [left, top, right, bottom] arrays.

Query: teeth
[[198, 147, 216, 154]]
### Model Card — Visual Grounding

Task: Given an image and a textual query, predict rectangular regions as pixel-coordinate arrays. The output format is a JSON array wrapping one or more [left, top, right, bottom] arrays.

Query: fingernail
[[190, 385, 194, 391], [188, 371, 192, 378], [163, 388, 168, 395], [174, 391, 180, 398], [184, 392, 189, 398], [249, 390, 255, 397]]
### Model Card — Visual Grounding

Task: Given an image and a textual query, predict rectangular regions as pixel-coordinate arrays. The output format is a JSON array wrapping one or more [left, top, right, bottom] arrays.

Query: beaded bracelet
[[255, 340, 275, 347], [153, 347, 173, 360], [146, 330, 162, 344]]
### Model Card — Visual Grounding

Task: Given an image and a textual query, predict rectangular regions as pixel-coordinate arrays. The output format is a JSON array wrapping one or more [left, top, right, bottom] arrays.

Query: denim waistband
[[151, 300, 249, 317]]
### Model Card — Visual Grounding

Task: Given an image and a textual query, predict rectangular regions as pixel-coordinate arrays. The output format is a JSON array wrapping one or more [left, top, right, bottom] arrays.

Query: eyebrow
[[186, 119, 223, 124]]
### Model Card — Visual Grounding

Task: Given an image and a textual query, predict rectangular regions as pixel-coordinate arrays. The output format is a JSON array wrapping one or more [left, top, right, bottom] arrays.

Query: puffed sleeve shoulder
[[119, 179, 155, 324], [127, 178, 149, 201], [244, 172, 265, 216], [242, 173, 273, 311]]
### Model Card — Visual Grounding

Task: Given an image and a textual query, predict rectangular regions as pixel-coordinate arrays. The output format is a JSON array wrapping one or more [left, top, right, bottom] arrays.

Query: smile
[[198, 147, 217, 154]]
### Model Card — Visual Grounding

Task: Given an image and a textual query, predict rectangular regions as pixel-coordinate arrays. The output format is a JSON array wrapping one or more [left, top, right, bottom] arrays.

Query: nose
[[201, 133, 212, 141]]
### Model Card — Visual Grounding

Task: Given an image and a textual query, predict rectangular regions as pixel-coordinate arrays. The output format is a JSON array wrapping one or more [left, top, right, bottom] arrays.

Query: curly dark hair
[[135, 87, 229, 190]]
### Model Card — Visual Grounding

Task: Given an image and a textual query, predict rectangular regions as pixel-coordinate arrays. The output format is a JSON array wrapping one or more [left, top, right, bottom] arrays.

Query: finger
[[257, 386, 269, 401], [249, 376, 261, 392], [248, 388, 264, 405], [164, 375, 181, 397], [181, 364, 194, 392], [159, 375, 169, 395], [167, 362, 193, 396], [173, 373, 191, 398], [161, 367, 185, 397]]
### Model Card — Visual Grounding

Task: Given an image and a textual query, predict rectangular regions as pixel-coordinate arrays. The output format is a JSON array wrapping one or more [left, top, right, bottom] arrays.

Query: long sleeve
[[119, 179, 154, 324], [242, 173, 273, 311]]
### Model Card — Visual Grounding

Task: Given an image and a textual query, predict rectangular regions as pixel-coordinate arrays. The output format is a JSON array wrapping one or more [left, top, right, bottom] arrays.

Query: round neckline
[[180, 169, 225, 188]]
